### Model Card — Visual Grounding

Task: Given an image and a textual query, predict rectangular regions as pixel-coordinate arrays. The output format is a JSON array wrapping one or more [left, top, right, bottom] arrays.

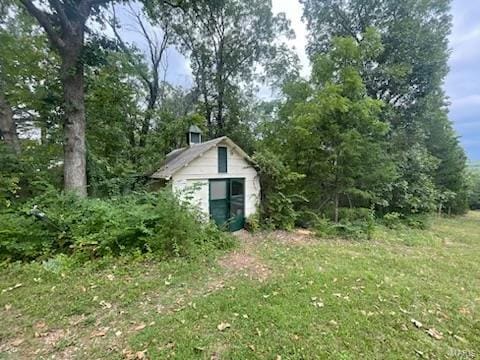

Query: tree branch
[[48, 0, 72, 33], [20, 0, 65, 49]]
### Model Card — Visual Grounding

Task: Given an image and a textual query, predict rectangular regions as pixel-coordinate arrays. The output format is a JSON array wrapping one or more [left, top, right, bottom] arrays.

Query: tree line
[[0, 0, 474, 232]]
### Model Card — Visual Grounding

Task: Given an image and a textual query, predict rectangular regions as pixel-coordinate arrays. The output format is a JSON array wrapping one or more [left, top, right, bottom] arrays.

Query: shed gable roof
[[151, 136, 253, 180]]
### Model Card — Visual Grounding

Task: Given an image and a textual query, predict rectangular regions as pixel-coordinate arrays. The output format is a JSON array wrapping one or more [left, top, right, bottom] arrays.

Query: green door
[[229, 179, 245, 231], [209, 180, 229, 230], [209, 179, 245, 231]]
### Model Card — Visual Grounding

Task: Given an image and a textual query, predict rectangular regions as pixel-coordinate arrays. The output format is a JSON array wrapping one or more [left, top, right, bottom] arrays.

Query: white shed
[[151, 126, 260, 231]]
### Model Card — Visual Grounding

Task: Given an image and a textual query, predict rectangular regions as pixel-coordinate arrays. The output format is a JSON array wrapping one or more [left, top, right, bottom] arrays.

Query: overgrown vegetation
[[1, 213, 479, 358], [0, 190, 232, 262], [0, 0, 476, 262], [468, 167, 480, 210]]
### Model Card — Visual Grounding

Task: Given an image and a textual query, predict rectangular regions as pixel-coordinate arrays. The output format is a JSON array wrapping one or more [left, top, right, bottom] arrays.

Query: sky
[[274, 0, 480, 161], [117, 0, 479, 161]]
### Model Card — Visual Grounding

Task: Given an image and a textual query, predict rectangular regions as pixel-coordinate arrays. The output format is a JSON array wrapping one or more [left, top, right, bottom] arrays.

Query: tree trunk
[[334, 192, 339, 223], [139, 113, 151, 148], [216, 93, 224, 134], [139, 73, 159, 148], [20, 0, 91, 197], [0, 93, 21, 155], [60, 48, 87, 197]]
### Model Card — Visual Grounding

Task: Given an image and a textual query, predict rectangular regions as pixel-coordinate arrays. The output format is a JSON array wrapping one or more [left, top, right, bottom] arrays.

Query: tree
[[0, 94, 20, 155], [18, 0, 198, 196], [278, 29, 394, 222], [110, 4, 171, 149], [468, 168, 480, 210], [0, 5, 53, 156], [301, 0, 468, 216], [301, 0, 451, 109], [157, 0, 297, 136], [19, 0, 112, 196]]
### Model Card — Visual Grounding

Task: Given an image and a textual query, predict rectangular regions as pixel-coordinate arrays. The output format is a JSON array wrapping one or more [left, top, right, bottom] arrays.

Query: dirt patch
[[218, 251, 271, 282], [269, 229, 317, 246]]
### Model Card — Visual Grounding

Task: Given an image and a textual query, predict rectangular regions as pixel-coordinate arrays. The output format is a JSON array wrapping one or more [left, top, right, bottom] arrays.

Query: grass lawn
[[1, 213, 479, 359]]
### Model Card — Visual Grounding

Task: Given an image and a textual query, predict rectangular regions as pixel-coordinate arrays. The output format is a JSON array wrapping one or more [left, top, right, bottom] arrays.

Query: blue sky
[[272, 0, 480, 160], [117, 0, 479, 160], [445, 0, 480, 161]]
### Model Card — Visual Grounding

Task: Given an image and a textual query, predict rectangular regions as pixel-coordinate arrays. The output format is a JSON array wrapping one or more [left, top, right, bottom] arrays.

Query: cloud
[[272, 0, 311, 77], [451, 95, 480, 110], [446, 0, 480, 160]]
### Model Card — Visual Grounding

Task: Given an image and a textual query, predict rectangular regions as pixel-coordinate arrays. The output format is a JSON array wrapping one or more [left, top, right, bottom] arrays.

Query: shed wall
[[171, 144, 260, 219]]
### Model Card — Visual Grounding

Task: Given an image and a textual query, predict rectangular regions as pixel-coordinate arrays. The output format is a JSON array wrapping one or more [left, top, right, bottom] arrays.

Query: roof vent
[[187, 125, 202, 146]]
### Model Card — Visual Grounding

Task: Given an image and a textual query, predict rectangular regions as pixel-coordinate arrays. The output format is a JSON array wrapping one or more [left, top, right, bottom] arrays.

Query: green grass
[[1, 213, 479, 359]]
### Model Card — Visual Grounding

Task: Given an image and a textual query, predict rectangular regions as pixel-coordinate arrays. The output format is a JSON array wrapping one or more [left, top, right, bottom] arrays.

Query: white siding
[[171, 143, 260, 219]]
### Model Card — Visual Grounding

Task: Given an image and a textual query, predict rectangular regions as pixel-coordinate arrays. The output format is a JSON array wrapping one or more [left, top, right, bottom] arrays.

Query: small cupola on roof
[[187, 125, 202, 146]]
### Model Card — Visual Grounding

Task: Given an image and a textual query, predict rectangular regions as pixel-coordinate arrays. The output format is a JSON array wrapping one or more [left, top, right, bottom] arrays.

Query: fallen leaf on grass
[[35, 321, 47, 329], [415, 349, 425, 357], [426, 328, 443, 340], [100, 300, 112, 309], [217, 322, 231, 331], [11, 338, 24, 347], [91, 330, 107, 338], [134, 323, 146, 331], [459, 307, 470, 315], [411, 319, 423, 328], [2, 283, 23, 293], [248, 344, 256, 351], [135, 350, 147, 359], [454, 334, 467, 343]]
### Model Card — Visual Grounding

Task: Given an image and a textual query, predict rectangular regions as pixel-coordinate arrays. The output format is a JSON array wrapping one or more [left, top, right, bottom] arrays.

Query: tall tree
[[18, 0, 194, 196], [278, 29, 394, 222], [110, 4, 171, 148], [302, 0, 468, 214], [19, 0, 110, 196], [156, 0, 297, 136], [0, 94, 20, 155], [301, 0, 451, 109], [0, 5, 59, 155]]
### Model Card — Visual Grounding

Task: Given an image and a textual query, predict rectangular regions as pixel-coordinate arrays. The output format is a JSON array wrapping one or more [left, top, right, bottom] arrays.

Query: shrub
[[381, 212, 431, 230], [403, 213, 432, 230], [313, 208, 376, 240], [382, 212, 402, 229], [245, 212, 260, 233], [253, 150, 305, 230], [0, 190, 232, 261]]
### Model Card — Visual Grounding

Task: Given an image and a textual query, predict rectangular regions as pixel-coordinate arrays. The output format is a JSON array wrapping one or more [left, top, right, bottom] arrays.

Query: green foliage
[[467, 168, 480, 210], [156, 0, 298, 135], [0, 190, 231, 261], [386, 145, 439, 215], [381, 211, 432, 231], [244, 212, 261, 233], [382, 212, 402, 229], [301, 0, 468, 218], [313, 207, 376, 240], [252, 149, 305, 230], [270, 30, 395, 222]]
